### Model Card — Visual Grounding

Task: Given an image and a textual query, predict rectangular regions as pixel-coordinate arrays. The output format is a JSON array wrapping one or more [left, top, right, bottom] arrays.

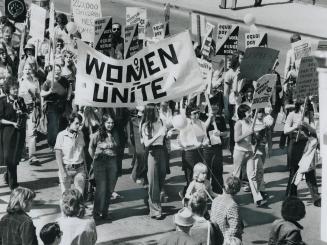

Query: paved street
[[1, 0, 326, 244]]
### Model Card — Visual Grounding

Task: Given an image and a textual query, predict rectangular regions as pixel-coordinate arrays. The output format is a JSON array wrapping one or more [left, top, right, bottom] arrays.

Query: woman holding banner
[[141, 104, 168, 219], [284, 100, 321, 207]]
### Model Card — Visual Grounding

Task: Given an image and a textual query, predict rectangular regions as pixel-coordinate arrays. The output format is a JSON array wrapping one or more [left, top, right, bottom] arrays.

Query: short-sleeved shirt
[[42, 77, 69, 101], [54, 129, 85, 165], [89, 131, 118, 158], [19, 77, 40, 105]]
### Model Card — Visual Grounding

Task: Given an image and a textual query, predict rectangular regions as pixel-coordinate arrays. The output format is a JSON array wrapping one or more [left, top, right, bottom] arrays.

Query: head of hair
[[68, 112, 83, 126], [0, 16, 9, 25], [230, 50, 244, 70], [2, 21, 16, 34], [3, 76, 19, 95], [225, 176, 241, 195], [290, 33, 301, 43], [24, 57, 37, 72], [56, 13, 68, 26], [193, 162, 208, 180], [237, 104, 251, 120], [142, 104, 159, 137], [99, 112, 115, 142], [61, 188, 85, 217], [40, 222, 61, 245], [7, 187, 36, 213], [185, 103, 200, 118], [189, 190, 208, 216], [281, 196, 306, 222]]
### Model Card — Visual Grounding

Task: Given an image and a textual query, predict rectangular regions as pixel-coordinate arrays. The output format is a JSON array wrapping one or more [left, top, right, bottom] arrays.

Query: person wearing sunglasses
[[111, 23, 124, 59]]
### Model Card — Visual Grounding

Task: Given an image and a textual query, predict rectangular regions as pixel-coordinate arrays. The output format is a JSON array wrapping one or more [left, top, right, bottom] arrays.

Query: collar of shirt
[[63, 128, 79, 139]]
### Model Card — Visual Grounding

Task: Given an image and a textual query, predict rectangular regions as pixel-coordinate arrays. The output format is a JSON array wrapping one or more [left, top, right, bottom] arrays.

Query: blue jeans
[[93, 155, 117, 216], [46, 103, 67, 148]]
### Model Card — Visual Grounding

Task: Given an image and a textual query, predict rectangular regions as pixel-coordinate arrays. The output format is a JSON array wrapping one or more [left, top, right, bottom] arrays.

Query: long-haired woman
[[141, 104, 167, 219], [89, 112, 119, 220], [0, 187, 38, 245]]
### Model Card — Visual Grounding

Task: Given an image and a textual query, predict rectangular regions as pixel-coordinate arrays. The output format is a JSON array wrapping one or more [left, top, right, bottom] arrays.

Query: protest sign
[[49, 1, 55, 41], [216, 24, 239, 55], [197, 58, 213, 94], [5, 0, 26, 22], [164, 3, 170, 37], [240, 47, 279, 81], [251, 74, 276, 109], [295, 56, 318, 99], [75, 31, 203, 107], [152, 23, 165, 40], [29, 4, 47, 42], [190, 12, 206, 45], [245, 32, 268, 49], [292, 39, 311, 61], [94, 17, 112, 54], [72, 0, 102, 43], [125, 24, 140, 59], [201, 22, 215, 60], [126, 7, 147, 40]]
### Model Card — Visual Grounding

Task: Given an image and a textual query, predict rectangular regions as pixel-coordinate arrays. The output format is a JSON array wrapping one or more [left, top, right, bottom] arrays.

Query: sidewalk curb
[[133, 0, 325, 40]]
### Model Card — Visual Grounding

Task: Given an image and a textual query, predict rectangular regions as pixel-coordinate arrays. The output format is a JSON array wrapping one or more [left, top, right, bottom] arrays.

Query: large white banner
[[75, 31, 203, 107], [29, 4, 46, 42], [72, 0, 102, 42]]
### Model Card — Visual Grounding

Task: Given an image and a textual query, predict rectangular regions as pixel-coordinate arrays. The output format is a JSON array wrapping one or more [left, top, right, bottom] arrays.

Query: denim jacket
[[0, 212, 38, 245]]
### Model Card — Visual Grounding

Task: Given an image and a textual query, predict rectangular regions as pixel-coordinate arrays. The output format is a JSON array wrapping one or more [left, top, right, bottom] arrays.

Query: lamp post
[[314, 48, 327, 242]]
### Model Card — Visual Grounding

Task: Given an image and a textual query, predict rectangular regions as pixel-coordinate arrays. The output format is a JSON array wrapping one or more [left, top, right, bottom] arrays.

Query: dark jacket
[[0, 211, 38, 245], [268, 219, 305, 245]]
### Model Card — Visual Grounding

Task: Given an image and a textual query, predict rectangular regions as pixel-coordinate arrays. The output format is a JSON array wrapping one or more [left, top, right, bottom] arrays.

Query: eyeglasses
[[112, 28, 120, 32]]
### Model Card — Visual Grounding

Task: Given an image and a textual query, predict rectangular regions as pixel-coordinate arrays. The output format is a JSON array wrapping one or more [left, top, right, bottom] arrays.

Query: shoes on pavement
[[242, 185, 251, 192], [178, 190, 184, 200], [29, 157, 40, 166], [111, 192, 122, 200], [219, 5, 226, 9], [314, 198, 321, 207], [256, 199, 268, 207], [150, 214, 162, 220], [102, 213, 112, 221], [160, 191, 168, 203]]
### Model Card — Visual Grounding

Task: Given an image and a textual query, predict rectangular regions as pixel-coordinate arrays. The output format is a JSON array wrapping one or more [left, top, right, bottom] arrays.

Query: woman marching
[[284, 100, 321, 206], [141, 104, 168, 219], [89, 112, 119, 220], [19, 62, 41, 165], [0, 77, 28, 189]]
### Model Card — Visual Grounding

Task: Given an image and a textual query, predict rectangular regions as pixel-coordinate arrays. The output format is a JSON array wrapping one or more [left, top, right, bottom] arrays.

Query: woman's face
[[2, 26, 13, 43], [23, 65, 33, 77], [198, 171, 207, 182], [54, 66, 62, 79], [69, 117, 81, 132], [9, 85, 19, 98], [104, 117, 114, 131], [65, 54, 73, 66], [0, 50, 7, 63], [245, 109, 252, 119], [190, 111, 200, 120]]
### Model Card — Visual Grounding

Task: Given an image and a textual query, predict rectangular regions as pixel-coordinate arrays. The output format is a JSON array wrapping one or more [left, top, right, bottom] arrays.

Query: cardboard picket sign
[[75, 31, 203, 107], [29, 4, 47, 42], [317, 40, 327, 51], [190, 12, 206, 44], [245, 32, 268, 49], [200, 22, 215, 60], [292, 39, 311, 61], [126, 7, 147, 40], [152, 22, 165, 40], [240, 47, 279, 81], [5, 0, 26, 22], [295, 56, 318, 99], [251, 74, 277, 110], [197, 58, 213, 94], [71, 0, 102, 43], [216, 24, 239, 55], [94, 17, 112, 53], [124, 24, 140, 59]]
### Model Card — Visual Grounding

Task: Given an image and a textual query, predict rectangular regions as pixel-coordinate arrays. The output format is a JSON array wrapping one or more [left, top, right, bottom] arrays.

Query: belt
[[65, 163, 84, 169], [148, 145, 164, 150]]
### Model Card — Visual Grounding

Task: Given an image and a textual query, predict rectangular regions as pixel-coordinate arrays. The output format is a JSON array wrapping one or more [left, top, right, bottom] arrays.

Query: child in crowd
[[40, 222, 62, 245], [184, 162, 219, 203]]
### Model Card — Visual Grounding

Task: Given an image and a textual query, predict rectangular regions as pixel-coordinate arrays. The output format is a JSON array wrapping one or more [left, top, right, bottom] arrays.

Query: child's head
[[193, 163, 208, 182], [281, 196, 306, 222], [40, 222, 62, 245], [223, 236, 243, 245]]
